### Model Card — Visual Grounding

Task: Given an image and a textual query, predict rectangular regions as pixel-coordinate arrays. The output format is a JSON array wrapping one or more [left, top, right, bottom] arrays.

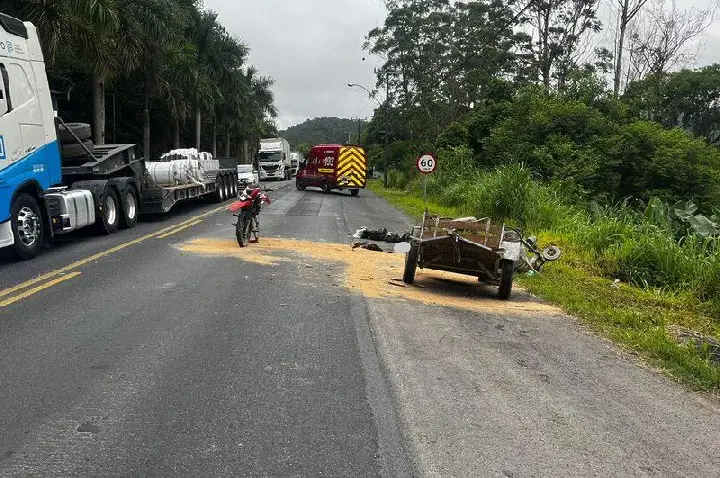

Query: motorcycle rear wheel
[[236, 214, 251, 247]]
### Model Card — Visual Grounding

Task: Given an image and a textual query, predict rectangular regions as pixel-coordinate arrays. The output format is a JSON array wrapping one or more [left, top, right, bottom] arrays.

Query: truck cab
[[295, 144, 367, 196], [0, 14, 62, 255], [258, 137, 291, 180]]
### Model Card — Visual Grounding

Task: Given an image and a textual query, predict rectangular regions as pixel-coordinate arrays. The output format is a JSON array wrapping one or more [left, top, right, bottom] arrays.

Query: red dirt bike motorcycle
[[228, 185, 271, 247]]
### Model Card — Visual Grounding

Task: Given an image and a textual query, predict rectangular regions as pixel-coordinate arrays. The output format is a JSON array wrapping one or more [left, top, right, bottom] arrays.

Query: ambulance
[[295, 144, 367, 196]]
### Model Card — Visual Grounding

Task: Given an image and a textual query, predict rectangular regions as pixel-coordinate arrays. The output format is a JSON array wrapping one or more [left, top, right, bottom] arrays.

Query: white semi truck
[[0, 13, 238, 260], [258, 138, 291, 180]]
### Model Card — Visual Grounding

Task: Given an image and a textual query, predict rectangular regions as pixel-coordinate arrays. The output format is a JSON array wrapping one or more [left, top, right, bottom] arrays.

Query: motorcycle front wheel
[[236, 213, 251, 247]]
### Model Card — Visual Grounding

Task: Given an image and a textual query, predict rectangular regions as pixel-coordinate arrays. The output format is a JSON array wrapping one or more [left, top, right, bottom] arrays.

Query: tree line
[[362, 0, 720, 208], [1, 0, 277, 161]]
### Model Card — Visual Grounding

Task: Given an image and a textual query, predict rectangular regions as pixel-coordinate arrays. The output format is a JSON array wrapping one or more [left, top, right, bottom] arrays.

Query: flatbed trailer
[[58, 140, 238, 215]]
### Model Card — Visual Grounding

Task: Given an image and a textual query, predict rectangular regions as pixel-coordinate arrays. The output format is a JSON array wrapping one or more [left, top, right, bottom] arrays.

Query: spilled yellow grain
[[177, 237, 558, 314]]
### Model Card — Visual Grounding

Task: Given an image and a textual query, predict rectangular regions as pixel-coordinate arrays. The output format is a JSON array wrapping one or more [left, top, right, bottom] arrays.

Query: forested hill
[[281, 117, 367, 147]]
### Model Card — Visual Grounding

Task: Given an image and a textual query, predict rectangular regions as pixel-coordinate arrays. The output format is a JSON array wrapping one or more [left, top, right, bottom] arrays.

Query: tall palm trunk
[[212, 121, 217, 157], [92, 69, 106, 145], [195, 109, 201, 149], [224, 127, 231, 157], [142, 85, 150, 160], [173, 118, 180, 149]]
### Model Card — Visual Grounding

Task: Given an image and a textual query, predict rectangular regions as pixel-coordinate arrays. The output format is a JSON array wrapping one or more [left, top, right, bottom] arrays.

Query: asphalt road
[[1, 179, 719, 475]]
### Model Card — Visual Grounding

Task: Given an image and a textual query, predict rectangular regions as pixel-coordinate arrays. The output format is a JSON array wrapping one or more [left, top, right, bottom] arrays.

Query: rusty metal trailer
[[403, 213, 523, 300]]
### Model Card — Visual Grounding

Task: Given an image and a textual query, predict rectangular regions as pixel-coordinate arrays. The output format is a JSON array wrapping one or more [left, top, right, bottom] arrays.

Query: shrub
[[604, 121, 720, 207]]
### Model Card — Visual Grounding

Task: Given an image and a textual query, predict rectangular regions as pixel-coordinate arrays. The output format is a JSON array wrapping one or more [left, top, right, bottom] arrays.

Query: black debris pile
[[351, 242, 384, 252], [352, 227, 411, 243]]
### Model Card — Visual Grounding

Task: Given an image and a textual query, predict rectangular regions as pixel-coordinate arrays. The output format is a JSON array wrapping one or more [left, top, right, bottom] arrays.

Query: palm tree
[[1, 0, 117, 67]]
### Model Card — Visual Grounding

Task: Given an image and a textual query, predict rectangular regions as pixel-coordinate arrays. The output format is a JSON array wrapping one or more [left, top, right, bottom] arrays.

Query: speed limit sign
[[417, 153, 438, 174]]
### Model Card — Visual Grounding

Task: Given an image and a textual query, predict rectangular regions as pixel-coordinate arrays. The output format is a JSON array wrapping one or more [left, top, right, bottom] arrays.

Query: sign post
[[416, 153, 438, 205]]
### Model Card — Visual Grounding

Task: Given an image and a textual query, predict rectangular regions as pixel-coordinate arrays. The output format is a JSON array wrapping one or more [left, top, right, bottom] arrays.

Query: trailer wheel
[[403, 244, 419, 284], [498, 259, 515, 300], [350, 189, 360, 197], [214, 178, 224, 203], [321, 181, 331, 194], [10, 193, 44, 261], [120, 186, 139, 229], [97, 188, 120, 235]]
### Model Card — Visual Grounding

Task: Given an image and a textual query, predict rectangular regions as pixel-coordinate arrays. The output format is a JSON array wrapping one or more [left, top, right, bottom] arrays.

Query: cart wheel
[[403, 245, 419, 284], [498, 259, 515, 300]]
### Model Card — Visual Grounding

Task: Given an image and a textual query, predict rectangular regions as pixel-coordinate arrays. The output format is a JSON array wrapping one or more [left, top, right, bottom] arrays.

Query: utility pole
[[383, 69, 390, 189]]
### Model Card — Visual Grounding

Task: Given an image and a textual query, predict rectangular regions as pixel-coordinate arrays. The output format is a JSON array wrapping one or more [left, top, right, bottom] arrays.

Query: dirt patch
[[177, 237, 559, 315]]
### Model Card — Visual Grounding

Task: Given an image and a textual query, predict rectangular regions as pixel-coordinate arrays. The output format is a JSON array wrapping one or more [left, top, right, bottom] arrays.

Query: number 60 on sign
[[416, 153, 437, 174]]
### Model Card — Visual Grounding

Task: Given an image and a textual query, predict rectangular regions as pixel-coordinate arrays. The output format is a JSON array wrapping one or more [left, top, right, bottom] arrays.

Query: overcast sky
[[205, 0, 720, 131]]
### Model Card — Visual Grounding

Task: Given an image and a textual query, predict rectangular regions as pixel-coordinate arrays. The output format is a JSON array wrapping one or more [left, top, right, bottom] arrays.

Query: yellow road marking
[[0, 205, 226, 300], [156, 220, 203, 239], [0, 272, 82, 308]]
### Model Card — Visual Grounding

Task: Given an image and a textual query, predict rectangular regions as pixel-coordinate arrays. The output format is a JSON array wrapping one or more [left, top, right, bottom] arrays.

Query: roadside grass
[[368, 179, 720, 393]]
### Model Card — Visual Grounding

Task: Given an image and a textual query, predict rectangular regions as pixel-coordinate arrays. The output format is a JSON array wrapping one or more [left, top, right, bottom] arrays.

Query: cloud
[[204, 0, 387, 129]]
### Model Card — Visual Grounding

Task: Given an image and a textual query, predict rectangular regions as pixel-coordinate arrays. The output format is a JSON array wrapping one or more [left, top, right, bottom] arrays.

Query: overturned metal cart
[[403, 213, 524, 300]]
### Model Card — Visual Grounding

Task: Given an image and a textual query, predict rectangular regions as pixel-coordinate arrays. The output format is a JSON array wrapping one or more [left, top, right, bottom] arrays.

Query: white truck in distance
[[258, 138, 291, 180], [290, 152, 304, 177]]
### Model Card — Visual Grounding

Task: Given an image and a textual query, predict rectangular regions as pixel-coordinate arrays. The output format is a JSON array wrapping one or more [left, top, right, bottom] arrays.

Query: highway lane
[[2, 179, 720, 475], [0, 180, 412, 474]]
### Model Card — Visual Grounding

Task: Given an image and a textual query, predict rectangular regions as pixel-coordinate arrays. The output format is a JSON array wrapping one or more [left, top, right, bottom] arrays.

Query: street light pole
[[347, 81, 390, 188], [384, 69, 390, 189]]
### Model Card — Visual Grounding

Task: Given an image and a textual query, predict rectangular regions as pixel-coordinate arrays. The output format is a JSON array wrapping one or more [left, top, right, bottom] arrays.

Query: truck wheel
[[403, 245, 419, 284], [224, 176, 232, 200], [97, 188, 120, 235], [120, 186, 139, 229], [61, 140, 94, 159], [58, 122, 92, 143], [296, 181, 306, 191], [10, 193, 44, 261], [498, 259, 515, 300], [215, 178, 224, 203], [321, 181, 331, 194], [350, 189, 360, 197]]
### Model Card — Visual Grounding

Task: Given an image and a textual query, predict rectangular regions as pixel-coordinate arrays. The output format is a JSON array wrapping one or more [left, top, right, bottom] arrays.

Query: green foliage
[[280, 117, 368, 148], [624, 65, 720, 145], [604, 121, 720, 207]]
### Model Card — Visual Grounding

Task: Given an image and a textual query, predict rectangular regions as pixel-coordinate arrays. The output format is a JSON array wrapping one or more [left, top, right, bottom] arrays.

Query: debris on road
[[351, 242, 384, 252], [177, 237, 559, 315], [352, 227, 411, 243]]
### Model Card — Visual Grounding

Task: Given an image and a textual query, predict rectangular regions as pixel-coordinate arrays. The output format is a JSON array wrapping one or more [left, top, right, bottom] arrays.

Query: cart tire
[[498, 259, 515, 300], [403, 245, 419, 284]]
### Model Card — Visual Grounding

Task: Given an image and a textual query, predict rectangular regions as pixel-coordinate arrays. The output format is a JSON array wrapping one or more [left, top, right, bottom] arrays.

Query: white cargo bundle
[[151, 148, 221, 186]]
